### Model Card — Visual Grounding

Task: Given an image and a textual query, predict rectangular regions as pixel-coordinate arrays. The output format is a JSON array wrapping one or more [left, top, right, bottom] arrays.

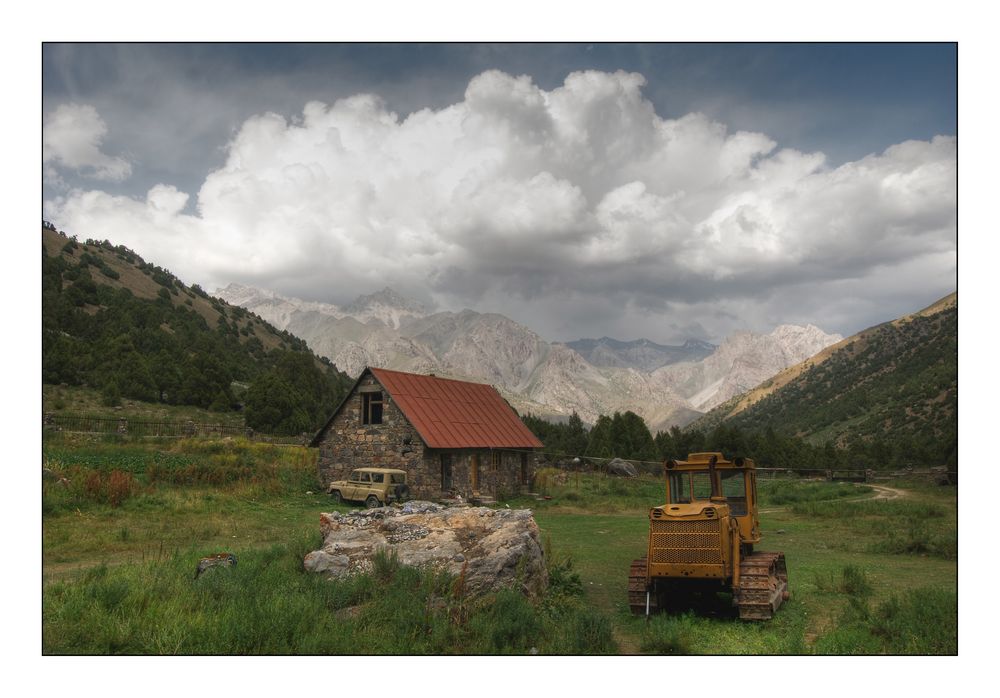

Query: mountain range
[[215, 283, 842, 433], [564, 337, 717, 372]]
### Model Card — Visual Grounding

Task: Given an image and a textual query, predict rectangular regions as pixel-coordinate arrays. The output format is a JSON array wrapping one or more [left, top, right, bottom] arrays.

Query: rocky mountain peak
[[342, 287, 429, 329]]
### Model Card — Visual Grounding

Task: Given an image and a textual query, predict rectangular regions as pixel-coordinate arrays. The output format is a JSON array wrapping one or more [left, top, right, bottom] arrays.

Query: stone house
[[310, 367, 544, 500]]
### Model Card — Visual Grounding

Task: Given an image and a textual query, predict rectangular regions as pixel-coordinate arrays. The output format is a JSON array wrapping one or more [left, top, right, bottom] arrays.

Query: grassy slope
[[43, 384, 247, 426], [709, 292, 957, 423], [692, 293, 957, 449], [43, 227, 289, 354]]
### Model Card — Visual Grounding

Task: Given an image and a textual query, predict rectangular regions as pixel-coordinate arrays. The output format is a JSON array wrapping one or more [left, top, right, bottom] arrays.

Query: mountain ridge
[[691, 292, 957, 461], [215, 283, 842, 433], [41, 226, 353, 434]]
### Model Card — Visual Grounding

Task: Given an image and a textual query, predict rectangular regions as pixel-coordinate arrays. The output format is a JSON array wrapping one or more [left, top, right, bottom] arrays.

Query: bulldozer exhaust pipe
[[708, 454, 722, 500]]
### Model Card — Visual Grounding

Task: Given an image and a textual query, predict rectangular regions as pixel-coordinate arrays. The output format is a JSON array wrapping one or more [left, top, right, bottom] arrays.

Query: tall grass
[[791, 499, 956, 560], [758, 479, 869, 505], [43, 437, 317, 515], [813, 588, 957, 654], [43, 537, 618, 655]]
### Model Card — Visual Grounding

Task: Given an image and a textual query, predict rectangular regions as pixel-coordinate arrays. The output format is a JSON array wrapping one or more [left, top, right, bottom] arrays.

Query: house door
[[441, 454, 453, 491], [520, 453, 529, 485], [470, 453, 479, 492]]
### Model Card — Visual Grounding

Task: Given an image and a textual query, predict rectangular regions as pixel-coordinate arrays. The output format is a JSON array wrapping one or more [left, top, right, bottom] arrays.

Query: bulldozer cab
[[663, 452, 760, 545]]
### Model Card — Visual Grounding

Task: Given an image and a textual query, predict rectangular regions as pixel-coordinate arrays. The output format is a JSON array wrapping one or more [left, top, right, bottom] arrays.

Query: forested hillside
[[42, 224, 353, 434], [692, 294, 957, 467]]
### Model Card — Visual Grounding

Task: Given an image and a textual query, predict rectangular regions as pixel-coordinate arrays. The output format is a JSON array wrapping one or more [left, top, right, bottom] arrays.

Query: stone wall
[[432, 448, 534, 500], [316, 373, 427, 491], [316, 373, 538, 500]]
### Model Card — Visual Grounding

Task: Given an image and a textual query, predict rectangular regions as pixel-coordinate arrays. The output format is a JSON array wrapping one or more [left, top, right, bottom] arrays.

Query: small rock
[[195, 552, 237, 579], [303, 550, 350, 576], [607, 458, 639, 478]]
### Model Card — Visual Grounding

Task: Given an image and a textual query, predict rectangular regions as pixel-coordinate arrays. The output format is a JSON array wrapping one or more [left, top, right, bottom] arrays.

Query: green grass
[[43, 384, 247, 426], [758, 478, 870, 505], [43, 440, 957, 654], [44, 518, 615, 655]]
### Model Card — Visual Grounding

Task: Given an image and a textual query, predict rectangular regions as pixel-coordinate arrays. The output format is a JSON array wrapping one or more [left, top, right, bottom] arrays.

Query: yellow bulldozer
[[628, 452, 789, 621]]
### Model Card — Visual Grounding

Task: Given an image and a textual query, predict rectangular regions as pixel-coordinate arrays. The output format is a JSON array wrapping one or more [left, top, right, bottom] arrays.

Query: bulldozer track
[[735, 551, 789, 621], [628, 557, 655, 616]]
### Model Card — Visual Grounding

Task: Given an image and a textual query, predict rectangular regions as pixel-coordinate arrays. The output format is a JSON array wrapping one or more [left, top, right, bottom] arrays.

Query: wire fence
[[526, 449, 946, 483], [42, 413, 307, 445]]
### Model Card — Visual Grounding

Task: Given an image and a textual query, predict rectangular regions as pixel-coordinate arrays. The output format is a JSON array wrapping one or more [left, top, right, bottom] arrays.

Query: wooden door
[[441, 454, 453, 490], [470, 453, 479, 493]]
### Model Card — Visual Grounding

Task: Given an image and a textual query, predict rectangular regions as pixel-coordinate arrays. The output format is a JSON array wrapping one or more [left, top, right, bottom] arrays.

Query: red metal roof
[[369, 367, 543, 450]]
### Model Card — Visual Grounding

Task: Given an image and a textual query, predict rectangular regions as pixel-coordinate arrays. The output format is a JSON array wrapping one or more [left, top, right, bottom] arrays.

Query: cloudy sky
[[42, 43, 957, 344]]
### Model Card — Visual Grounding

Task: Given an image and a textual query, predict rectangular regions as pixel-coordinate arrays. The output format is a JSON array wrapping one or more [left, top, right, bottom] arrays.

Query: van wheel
[[330, 490, 343, 504], [366, 495, 381, 509]]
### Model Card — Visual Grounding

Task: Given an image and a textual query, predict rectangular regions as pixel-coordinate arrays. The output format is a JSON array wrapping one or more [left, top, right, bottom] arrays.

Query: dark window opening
[[691, 472, 713, 500], [721, 470, 748, 516], [362, 391, 384, 425], [441, 454, 453, 490], [668, 472, 691, 503]]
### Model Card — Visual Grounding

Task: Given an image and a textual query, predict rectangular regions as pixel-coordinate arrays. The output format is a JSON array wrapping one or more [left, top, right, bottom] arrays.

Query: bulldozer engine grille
[[650, 519, 723, 564]]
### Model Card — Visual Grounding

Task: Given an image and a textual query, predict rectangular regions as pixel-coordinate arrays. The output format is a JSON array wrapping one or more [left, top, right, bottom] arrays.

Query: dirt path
[[868, 484, 906, 500]]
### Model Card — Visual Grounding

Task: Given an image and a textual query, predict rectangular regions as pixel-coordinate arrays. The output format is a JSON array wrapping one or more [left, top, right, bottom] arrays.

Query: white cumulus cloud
[[43, 70, 956, 341], [43, 104, 132, 182]]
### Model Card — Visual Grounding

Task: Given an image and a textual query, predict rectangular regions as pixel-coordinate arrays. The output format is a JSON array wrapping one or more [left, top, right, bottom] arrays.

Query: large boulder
[[304, 502, 548, 598], [606, 458, 639, 477]]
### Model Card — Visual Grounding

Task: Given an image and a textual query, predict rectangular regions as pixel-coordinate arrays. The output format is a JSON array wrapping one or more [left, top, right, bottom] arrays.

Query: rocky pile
[[303, 502, 548, 598]]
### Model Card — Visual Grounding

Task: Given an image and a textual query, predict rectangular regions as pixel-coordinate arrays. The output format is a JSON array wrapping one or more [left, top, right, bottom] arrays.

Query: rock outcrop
[[303, 503, 548, 598]]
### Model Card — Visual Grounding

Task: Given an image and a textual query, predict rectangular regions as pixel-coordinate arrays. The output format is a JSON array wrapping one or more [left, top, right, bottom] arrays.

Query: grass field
[[42, 433, 957, 654], [43, 384, 247, 426]]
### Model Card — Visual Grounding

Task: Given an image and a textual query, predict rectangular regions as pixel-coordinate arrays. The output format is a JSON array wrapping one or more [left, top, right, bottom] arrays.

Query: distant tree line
[[521, 411, 955, 471]]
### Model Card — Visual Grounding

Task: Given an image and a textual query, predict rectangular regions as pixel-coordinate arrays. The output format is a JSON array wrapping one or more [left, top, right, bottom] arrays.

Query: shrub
[[560, 607, 617, 654], [840, 565, 874, 596], [869, 517, 957, 560], [815, 588, 957, 654], [74, 468, 139, 508], [469, 588, 542, 654], [640, 615, 694, 655], [372, 547, 401, 583]]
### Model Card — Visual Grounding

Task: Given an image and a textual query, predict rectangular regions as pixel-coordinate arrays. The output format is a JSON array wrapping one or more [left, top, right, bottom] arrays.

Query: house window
[[362, 391, 383, 425], [491, 451, 501, 471]]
